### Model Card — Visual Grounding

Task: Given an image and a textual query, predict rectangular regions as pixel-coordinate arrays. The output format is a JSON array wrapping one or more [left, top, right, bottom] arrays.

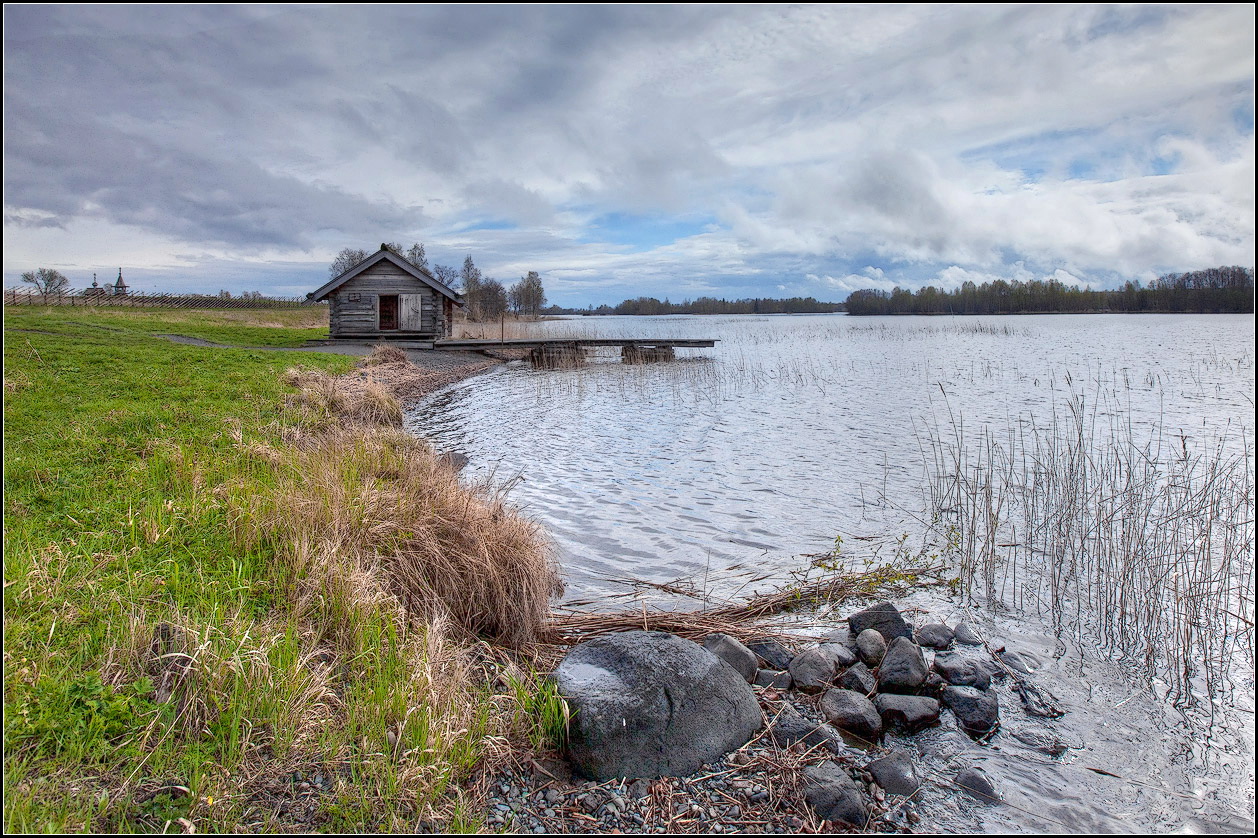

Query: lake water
[[406, 313, 1255, 833]]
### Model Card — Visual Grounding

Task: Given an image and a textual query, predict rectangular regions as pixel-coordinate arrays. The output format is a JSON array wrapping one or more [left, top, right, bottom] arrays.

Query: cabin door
[[400, 294, 424, 331], [379, 295, 399, 330]]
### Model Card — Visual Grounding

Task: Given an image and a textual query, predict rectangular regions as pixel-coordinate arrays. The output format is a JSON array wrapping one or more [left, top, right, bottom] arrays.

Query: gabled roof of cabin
[[308, 245, 463, 303]]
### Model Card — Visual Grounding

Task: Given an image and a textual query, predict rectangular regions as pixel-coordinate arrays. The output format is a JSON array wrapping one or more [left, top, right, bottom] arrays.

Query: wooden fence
[[4, 290, 323, 309]]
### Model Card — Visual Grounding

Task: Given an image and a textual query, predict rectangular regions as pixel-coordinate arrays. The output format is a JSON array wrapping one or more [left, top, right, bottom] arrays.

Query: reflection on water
[[406, 313, 1255, 832], [409, 314, 1253, 605]]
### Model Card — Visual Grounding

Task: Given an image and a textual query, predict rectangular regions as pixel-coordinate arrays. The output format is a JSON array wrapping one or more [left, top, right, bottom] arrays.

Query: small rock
[[626, 779, 650, 799], [1010, 726, 1071, 757], [876, 636, 929, 694], [821, 641, 858, 669], [932, 653, 993, 690], [439, 451, 470, 472], [955, 766, 1000, 802], [998, 649, 1039, 674], [915, 623, 956, 650], [866, 748, 920, 796], [819, 688, 883, 741], [942, 685, 1000, 737], [544, 788, 562, 805], [788, 646, 837, 693], [848, 602, 913, 642], [873, 694, 941, 732], [856, 629, 888, 667], [704, 633, 759, 683], [769, 703, 845, 752], [802, 761, 868, 827], [953, 621, 983, 646], [754, 668, 793, 690], [747, 638, 795, 671], [835, 661, 877, 695]]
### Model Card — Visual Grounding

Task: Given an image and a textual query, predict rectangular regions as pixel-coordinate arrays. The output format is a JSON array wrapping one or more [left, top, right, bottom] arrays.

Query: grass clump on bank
[[4, 307, 561, 832]]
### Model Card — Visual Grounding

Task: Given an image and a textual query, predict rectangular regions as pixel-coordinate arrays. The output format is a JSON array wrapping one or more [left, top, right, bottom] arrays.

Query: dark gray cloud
[[2, 4, 1253, 303]]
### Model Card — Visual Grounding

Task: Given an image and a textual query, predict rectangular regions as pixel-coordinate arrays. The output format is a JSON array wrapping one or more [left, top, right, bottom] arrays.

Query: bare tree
[[509, 270, 546, 317], [329, 247, 368, 279], [405, 242, 429, 273], [460, 255, 484, 320], [432, 263, 459, 287], [479, 277, 508, 320], [21, 267, 71, 302]]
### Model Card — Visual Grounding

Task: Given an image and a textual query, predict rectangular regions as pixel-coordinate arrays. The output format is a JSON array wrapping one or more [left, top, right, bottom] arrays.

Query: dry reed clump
[[259, 425, 561, 649], [273, 361, 559, 649], [920, 386, 1255, 704], [281, 366, 403, 428], [362, 344, 410, 366]]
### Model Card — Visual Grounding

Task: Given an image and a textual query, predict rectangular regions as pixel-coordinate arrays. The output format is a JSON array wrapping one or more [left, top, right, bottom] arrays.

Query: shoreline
[[355, 348, 1254, 835]]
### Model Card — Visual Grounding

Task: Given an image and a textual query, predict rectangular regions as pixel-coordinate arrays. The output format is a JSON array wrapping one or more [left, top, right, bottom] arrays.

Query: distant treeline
[[545, 296, 846, 316], [845, 266, 1255, 315]]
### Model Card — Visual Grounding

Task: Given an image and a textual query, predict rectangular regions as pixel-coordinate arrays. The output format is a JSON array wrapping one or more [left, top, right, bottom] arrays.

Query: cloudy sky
[[3, 4, 1254, 305]]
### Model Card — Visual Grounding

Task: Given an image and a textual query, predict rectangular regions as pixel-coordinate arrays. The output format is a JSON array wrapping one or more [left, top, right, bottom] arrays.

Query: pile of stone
[[539, 601, 1030, 830]]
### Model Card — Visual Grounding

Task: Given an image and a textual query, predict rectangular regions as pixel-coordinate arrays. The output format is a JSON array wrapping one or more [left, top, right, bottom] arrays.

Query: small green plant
[[505, 672, 570, 752], [7, 673, 161, 763]]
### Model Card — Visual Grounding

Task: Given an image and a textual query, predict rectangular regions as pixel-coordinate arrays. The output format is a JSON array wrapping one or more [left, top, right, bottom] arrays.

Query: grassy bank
[[3, 306, 559, 832]]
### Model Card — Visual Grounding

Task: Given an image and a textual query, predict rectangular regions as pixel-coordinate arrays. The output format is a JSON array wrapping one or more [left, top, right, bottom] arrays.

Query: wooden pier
[[435, 337, 717, 367], [303, 336, 717, 365]]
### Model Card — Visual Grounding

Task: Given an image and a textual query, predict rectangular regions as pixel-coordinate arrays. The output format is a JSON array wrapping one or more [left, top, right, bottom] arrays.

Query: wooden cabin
[[308, 245, 462, 340]]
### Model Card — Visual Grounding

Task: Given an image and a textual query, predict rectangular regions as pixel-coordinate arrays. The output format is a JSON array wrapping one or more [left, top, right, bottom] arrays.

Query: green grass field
[[3, 306, 549, 832]]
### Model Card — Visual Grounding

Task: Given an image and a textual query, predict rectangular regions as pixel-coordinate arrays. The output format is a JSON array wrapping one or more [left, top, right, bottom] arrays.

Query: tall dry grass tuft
[[257, 427, 560, 648], [265, 362, 561, 650], [282, 366, 403, 428]]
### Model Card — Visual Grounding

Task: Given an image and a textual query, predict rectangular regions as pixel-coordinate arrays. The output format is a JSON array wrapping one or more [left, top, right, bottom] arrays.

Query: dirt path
[[158, 333, 497, 376]]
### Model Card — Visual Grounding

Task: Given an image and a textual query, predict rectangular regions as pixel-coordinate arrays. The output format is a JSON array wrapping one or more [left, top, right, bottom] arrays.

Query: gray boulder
[[915, 623, 955, 650], [554, 631, 762, 779], [942, 685, 1000, 737], [754, 669, 792, 690], [866, 749, 920, 796], [873, 694, 941, 732], [788, 646, 837, 693], [802, 762, 868, 826], [747, 638, 794, 671], [932, 653, 992, 691], [768, 704, 845, 753], [835, 662, 876, 695], [855, 628, 887, 667], [876, 636, 928, 694], [703, 633, 758, 683], [848, 602, 913, 642], [818, 688, 882, 742]]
